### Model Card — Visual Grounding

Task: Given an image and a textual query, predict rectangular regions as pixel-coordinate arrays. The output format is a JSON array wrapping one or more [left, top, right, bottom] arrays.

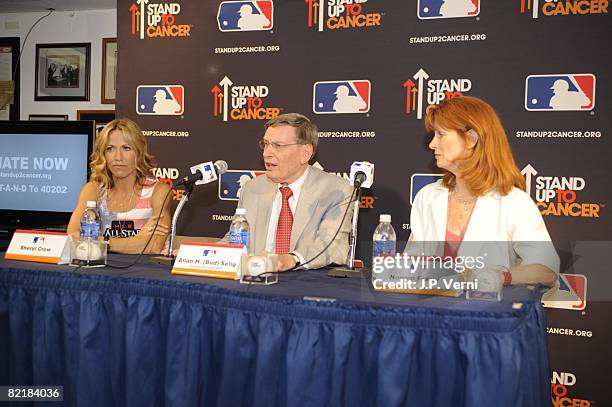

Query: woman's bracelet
[[500, 266, 512, 286]]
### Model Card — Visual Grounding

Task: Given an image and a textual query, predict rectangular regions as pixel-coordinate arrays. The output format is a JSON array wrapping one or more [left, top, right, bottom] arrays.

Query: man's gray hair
[[264, 113, 318, 158]]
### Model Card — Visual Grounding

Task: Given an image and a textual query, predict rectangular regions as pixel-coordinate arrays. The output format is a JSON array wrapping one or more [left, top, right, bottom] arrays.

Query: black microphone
[[353, 172, 367, 188], [349, 161, 374, 188], [174, 160, 228, 188]]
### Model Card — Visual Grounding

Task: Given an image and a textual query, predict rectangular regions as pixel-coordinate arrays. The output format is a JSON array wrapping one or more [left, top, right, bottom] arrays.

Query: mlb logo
[[136, 85, 184, 115], [189, 161, 219, 186], [417, 0, 480, 19], [313, 80, 371, 114], [410, 173, 443, 204], [525, 74, 596, 111], [202, 163, 216, 182], [33, 236, 45, 243], [203, 249, 217, 256], [542, 274, 587, 311], [217, 1, 273, 32], [110, 220, 135, 231], [219, 170, 266, 200]]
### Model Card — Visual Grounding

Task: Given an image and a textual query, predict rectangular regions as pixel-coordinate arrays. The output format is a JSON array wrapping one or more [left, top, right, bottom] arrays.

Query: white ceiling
[[0, 0, 116, 14]]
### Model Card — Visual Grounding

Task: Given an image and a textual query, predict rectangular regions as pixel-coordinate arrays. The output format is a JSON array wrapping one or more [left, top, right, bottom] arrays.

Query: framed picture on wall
[[0, 37, 20, 120], [28, 114, 68, 121], [77, 109, 115, 132], [101, 38, 117, 104], [35, 43, 90, 101]]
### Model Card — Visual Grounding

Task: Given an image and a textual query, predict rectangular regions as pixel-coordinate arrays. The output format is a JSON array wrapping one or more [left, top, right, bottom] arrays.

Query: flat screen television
[[0, 120, 95, 234]]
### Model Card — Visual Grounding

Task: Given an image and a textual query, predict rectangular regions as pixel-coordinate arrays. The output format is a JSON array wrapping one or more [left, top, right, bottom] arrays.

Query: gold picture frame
[[101, 38, 117, 104]]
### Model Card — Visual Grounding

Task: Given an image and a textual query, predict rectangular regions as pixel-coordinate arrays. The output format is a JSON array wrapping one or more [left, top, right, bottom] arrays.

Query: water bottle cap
[[379, 214, 391, 222], [235, 208, 246, 215], [86, 200, 97, 208]]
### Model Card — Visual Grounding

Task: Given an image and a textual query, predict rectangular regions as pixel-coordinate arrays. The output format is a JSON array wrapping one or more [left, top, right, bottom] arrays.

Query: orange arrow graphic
[[211, 85, 221, 116], [305, 0, 314, 27], [403, 79, 415, 113], [130, 4, 138, 34]]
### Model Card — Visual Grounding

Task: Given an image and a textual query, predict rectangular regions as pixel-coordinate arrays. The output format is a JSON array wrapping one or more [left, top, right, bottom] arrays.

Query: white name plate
[[171, 241, 244, 280], [5, 229, 71, 265]]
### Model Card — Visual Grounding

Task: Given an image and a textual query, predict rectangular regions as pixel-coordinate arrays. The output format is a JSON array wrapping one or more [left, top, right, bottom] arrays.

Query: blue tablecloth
[[0, 255, 550, 407]]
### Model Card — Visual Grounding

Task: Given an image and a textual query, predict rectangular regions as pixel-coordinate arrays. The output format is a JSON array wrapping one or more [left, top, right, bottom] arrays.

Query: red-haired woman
[[406, 96, 559, 287]]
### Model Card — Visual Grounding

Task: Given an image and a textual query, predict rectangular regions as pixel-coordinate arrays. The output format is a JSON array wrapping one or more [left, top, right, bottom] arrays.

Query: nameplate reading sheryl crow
[[171, 242, 244, 280], [5, 229, 70, 264]]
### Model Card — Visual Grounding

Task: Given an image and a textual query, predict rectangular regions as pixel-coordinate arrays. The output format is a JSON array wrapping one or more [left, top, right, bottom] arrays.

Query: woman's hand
[[141, 216, 169, 237]]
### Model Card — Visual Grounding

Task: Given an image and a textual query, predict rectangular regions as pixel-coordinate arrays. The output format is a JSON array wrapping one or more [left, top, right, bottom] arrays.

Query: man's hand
[[276, 253, 297, 272]]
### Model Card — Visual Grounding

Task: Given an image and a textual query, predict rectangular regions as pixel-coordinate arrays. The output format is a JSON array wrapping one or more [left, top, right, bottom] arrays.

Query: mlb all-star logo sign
[[217, 1, 273, 32], [313, 80, 371, 114], [105, 220, 138, 238], [404, 69, 472, 119], [219, 170, 266, 200], [525, 74, 596, 111], [520, 0, 608, 18], [305, 0, 383, 32], [129, 0, 192, 39], [418, 0, 480, 19], [542, 274, 587, 311], [136, 85, 184, 115], [211, 76, 281, 121], [521, 164, 602, 217]]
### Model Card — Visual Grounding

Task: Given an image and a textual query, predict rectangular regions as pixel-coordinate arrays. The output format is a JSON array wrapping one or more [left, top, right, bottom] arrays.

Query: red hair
[[425, 96, 525, 196]]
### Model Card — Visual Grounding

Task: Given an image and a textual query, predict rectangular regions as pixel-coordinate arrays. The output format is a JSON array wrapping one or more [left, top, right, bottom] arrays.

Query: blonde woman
[[67, 118, 170, 254]]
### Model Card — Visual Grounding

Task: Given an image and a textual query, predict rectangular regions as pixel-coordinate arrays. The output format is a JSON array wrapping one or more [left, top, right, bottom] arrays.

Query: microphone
[[349, 161, 374, 188], [174, 160, 228, 188], [354, 172, 367, 186]]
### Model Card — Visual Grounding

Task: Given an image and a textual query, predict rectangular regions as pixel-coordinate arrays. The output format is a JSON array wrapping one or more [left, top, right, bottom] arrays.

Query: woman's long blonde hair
[[425, 96, 525, 196], [89, 118, 156, 191]]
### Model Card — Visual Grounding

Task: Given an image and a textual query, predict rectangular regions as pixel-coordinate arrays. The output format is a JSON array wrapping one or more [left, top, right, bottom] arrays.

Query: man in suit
[[224, 113, 353, 271]]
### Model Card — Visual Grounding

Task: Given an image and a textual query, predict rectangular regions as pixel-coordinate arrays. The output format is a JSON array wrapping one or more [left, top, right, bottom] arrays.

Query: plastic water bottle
[[78, 200, 102, 263], [372, 214, 396, 258], [229, 208, 250, 252], [80, 200, 101, 240]]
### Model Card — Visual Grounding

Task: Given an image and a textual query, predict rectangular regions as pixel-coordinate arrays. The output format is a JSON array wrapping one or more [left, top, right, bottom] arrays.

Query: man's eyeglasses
[[259, 140, 304, 151]]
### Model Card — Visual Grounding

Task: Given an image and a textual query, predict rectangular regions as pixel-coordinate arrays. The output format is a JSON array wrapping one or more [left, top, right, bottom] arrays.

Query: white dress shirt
[[265, 167, 309, 267]]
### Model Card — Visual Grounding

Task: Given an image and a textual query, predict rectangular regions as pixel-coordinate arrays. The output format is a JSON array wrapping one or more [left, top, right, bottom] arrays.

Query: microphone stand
[[347, 187, 361, 268], [149, 182, 194, 266], [327, 185, 366, 278]]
